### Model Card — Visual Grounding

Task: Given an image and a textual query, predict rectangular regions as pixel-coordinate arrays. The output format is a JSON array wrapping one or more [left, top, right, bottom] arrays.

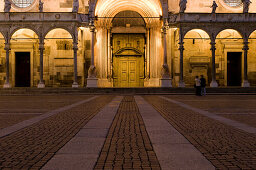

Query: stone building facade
[[0, 0, 255, 88]]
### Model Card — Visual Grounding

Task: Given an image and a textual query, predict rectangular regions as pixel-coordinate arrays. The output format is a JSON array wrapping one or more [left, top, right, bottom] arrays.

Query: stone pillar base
[[210, 80, 218, 87], [87, 78, 98, 88], [178, 81, 185, 87], [72, 82, 79, 88], [37, 82, 45, 88], [160, 78, 172, 87], [242, 80, 250, 87], [3, 83, 11, 88]]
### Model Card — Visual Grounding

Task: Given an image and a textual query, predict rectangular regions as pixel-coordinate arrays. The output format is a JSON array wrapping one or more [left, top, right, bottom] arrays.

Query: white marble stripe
[[0, 96, 98, 138], [161, 96, 256, 135], [42, 96, 123, 170], [135, 96, 215, 170]]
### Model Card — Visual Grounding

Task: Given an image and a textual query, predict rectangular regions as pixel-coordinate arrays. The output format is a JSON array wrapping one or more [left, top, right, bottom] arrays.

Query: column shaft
[[210, 42, 218, 87], [72, 43, 79, 88], [242, 41, 250, 87], [178, 42, 185, 87], [38, 43, 45, 88], [3, 43, 11, 88]]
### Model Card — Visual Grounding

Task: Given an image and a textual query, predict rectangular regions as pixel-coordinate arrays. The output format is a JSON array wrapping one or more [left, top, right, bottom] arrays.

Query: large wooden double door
[[112, 34, 145, 87], [113, 57, 144, 87]]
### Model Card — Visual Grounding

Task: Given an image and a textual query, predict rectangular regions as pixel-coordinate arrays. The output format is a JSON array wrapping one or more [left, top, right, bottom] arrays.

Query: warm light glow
[[95, 0, 162, 23], [216, 29, 242, 38], [185, 29, 210, 39]]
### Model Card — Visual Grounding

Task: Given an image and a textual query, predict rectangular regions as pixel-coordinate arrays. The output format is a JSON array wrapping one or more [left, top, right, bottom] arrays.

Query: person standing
[[200, 75, 206, 96], [195, 76, 201, 96]]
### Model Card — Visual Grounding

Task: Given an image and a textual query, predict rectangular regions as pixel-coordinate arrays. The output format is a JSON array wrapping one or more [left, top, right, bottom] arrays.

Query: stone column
[[3, 43, 11, 88], [242, 41, 250, 87], [146, 28, 150, 79], [107, 28, 112, 80], [38, 42, 45, 88], [72, 42, 79, 88], [160, 25, 172, 87], [178, 29, 185, 87], [210, 41, 218, 87], [87, 25, 98, 87]]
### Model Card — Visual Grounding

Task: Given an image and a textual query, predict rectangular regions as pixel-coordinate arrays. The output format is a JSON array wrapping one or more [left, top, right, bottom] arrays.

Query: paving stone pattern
[[144, 96, 256, 169], [220, 114, 256, 128], [94, 96, 161, 170], [0, 114, 38, 129], [0, 95, 114, 169]]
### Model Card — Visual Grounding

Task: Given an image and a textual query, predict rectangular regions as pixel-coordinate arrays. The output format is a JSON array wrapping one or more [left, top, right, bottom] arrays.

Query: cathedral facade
[[0, 0, 256, 88]]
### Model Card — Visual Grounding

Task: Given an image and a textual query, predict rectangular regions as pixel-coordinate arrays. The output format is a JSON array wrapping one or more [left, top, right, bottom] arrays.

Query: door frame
[[11, 47, 34, 87], [224, 49, 244, 86]]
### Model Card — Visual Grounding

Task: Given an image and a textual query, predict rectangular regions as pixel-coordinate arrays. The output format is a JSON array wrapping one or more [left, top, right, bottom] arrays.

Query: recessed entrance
[[113, 34, 145, 87], [227, 52, 242, 86], [15, 52, 30, 87]]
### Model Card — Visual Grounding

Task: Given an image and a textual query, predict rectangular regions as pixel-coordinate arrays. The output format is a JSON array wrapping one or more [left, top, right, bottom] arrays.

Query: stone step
[[0, 87, 256, 95]]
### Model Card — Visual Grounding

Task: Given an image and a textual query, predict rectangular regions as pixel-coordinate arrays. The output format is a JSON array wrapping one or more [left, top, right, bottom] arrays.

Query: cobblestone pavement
[[144, 96, 256, 169], [94, 96, 161, 170], [167, 95, 256, 130], [0, 95, 114, 169], [0, 95, 91, 129]]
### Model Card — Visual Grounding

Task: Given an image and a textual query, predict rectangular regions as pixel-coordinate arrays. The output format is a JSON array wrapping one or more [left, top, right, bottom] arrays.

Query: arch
[[0, 31, 5, 40], [248, 29, 256, 39], [216, 29, 243, 39], [112, 10, 146, 27], [94, 0, 163, 24], [10, 27, 39, 39], [44, 27, 74, 40], [184, 29, 210, 39]]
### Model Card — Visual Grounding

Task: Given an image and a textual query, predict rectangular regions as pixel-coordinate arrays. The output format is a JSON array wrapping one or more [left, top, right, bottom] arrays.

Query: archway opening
[[0, 33, 5, 87], [183, 29, 210, 86], [44, 28, 76, 87], [216, 29, 243, 86], [111, 11, 146, 87], [247, 31, 256, 86], [10, 29, 38, 87]]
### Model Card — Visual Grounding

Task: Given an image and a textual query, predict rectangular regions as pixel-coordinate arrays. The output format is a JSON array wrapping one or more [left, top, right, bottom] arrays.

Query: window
[[12, 0, 34, 8], [223, 0, 242, 8]]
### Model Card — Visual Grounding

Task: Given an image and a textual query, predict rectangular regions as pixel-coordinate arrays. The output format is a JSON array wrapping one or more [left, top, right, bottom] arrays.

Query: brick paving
[[221, 114, 256, 128], [0, 95, 91, 129], [0, 114, 38, 129], [167, 95, 256, 131], [144, 96, 256, 169], [94, 96, 161, 170], [0, 95, 113, 169], [168, 95, 256, 114]]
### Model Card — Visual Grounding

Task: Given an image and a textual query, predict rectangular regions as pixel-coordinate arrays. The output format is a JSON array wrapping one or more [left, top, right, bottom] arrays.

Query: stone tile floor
[[0, 94, 255, 169]]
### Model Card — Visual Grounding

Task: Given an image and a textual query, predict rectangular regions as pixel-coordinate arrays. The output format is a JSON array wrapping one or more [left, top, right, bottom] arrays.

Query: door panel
[[227, 52, 242, 86], [15, 52, 30, 87], [113, 33, 145, 87]]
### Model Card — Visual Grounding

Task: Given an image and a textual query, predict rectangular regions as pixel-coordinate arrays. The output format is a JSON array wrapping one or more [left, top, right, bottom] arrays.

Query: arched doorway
[[216, 29, 243, 86], [0, 33, 5, 87], [183, 29, 210, 86], [11, 28, 39, 87], [112, 11, 146, 87], [44, 28, 75, 87]]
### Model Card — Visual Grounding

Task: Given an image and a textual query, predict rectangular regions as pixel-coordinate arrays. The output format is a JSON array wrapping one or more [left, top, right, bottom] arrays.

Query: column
[[210, 41, 218, 87], [107, 28, 111, 80], [242, 41, 250, 87], [146, 28, 150, 79], [160, 25, 172, 87], [38, 42, 45, 88], [72, 42, 79, 88], [3, 43, 11, 88], [87, 25, 98, 87]]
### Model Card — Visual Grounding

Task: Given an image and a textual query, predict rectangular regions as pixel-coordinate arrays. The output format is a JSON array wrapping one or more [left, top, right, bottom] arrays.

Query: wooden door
[[227, 52, 242, 86], [112, 34, 145, 87], [15, 52, 30, 87]]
